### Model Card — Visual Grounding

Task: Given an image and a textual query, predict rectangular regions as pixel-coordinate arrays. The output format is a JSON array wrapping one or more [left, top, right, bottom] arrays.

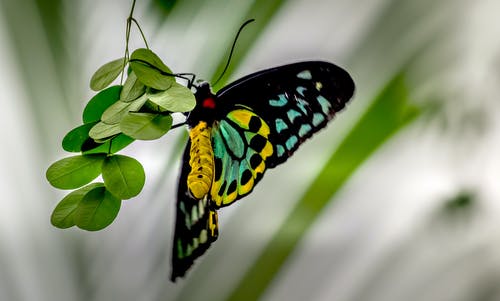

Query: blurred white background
[[1, 0, 500, 300]]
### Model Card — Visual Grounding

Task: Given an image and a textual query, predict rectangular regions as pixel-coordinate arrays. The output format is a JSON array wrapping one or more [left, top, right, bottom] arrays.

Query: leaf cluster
[[46, 48, 195, 231]]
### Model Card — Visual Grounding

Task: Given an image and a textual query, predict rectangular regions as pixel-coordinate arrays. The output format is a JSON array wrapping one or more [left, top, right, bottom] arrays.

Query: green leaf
[[74, 185, 121, 231], [83, 85, 122, 123], [90, 58, 125, 91], [129, 61, 174, 90], [129, 48, 174, 90], [82, 134, 135, 155], [120, 71, 146, 102], [46, 154, 106, 189], [148, 82, 196, 112], [120, 112, 172, 140], [101, 94, 148, 124], [50, 183, 104, 229], [102, 155, 145, 199], [62, 122, 97, 152], [88, 122, 121, 141], [130, 48, 171, 73]]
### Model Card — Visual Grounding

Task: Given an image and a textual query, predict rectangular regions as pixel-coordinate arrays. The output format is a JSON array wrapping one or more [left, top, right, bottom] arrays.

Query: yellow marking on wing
[[228, 109, 253, 129], [261, 141, 273, 158], [228, 109, 271, 137], [211, 179, 223, 206], [254, 160, 266, 175], [238, 176, 254, 195], [258, 120, 270, 137], [187, 122, 214, 199], [223, 189, 238, 205], [208, 210, 218, 237]]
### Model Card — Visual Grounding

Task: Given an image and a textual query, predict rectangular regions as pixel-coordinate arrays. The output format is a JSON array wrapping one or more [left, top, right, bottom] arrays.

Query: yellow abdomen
[[187, 122, 214, 199]]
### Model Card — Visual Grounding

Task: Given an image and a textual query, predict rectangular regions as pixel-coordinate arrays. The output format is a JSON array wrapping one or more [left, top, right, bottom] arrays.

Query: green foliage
[[88, 122, 121, 141], [100, 94, 148, 125], [46, 154, 105, 189], [47, 19, 196, 231], [90, 58, 125, 91], [148, 82, 196, 112], [74, 185, 121, 231], [82, 134, 134, 154], [50, 183, 104, 229], [130, 48, 174, 90], [102, 155, 145, 199], [62, 123, 98, 152], [120, 71, 146, 102], [83, 85, 122, 123], [120, 112, 173, 140]]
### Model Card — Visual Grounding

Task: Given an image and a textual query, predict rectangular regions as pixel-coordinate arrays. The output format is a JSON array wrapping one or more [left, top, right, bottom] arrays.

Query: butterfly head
[[187, 82, 218, 127]]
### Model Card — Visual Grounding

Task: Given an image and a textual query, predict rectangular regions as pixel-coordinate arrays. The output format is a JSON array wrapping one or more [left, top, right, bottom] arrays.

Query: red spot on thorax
[[202, 97, 216, 109]]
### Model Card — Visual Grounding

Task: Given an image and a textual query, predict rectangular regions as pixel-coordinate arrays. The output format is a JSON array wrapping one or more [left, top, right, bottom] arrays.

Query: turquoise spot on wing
[[239, 159, 251, 177], [312, 113, 325, 127], [298, 124, 312, 138], [287, 109, 302, 123], [244, 131, 256, 143], [285, 136, 298, 150], [220, 120, 245, 158], [277, 145, 285, 157], [269, 94, 288, 107], [296, 98, 308, 114], [275, 118, 288, 134], [296, 70, 312, 80], [317, 95, 332, 114], [296, 86, 307, 96], [212, 127, 226, 157]]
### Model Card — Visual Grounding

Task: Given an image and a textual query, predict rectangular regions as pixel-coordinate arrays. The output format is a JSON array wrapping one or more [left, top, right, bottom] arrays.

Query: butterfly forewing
[[205, 61, 354, 207], [215, 61, 354, 167]]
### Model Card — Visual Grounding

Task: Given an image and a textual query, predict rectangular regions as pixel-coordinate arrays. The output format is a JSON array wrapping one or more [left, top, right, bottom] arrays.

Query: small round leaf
[[51, 183, 104, 229], [62, 122, 97, 152], [88, 122, 121, 141], [148, 82, 196, 112], [90, 58, 125, 91], [120, 113, 172, 140], [82, 134, 135, 155], [101, 94, 148, 124], [130, 48, 172, 73], [130, 61, 173, 90], [83, 85, 122, 123], [74, 185, 121, 231], [46, 154, 106, 189], [102, 155, 145, 199], [120, 71, 146, 102]]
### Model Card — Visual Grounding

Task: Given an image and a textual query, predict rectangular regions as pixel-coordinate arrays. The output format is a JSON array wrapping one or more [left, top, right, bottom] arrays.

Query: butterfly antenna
[[212, 19, 255, 86]]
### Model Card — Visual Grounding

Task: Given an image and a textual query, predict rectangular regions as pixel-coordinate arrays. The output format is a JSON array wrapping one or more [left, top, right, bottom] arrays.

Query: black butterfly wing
[[215, 61, 354, 168], [171, 140, 219, 281], [207, 61, 354, 207]]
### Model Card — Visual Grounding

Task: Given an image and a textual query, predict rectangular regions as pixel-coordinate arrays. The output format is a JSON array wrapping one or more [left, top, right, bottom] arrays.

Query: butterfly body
[[171, 61, 354, 281]]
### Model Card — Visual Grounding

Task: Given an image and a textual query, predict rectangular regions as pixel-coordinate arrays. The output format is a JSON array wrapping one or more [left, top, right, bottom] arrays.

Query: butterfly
[[171, 61, 354, 281]]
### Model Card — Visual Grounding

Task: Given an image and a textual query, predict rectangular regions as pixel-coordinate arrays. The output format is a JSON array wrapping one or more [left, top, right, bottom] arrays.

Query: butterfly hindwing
[[210, 108, 273, 207], [171, 140, 219, 281]]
